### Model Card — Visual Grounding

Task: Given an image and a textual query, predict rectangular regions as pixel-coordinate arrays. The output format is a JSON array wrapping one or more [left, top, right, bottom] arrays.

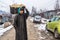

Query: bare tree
[[31, 6, 37, 17], [54, 0, 60, 10]]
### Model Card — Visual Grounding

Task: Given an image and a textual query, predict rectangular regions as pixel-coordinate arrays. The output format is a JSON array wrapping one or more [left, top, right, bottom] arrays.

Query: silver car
[[33, 15, 41, 23]]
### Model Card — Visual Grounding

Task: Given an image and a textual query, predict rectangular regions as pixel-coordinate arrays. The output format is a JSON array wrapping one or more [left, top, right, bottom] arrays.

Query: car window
[[35, 16, 41, 19], [54, 17, 60, 21], [56, 17, 60, 21], [51, 17, 57, 21], [55, 17, 59, 21], [2, 17, 9, 23], [58, 18, 60, 20]]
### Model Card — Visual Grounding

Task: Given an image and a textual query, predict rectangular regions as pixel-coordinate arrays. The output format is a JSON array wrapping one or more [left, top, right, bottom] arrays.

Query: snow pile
[[0, 25, 13, 36], [34, 24, 46, 31], [38, 24, 46, 30], [30, 17, 34, 22]]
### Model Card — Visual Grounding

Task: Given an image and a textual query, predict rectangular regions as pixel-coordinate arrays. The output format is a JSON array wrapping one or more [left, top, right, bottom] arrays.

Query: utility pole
[[55, 0, 59, 10], [54, 0, 60, 16], [31, 6, 37, 17]]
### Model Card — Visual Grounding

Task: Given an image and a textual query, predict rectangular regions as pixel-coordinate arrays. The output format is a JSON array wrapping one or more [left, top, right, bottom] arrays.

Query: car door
[[47, 17, 57, 31], [49, 21, 57, 31], [49, 17, 60, 31]]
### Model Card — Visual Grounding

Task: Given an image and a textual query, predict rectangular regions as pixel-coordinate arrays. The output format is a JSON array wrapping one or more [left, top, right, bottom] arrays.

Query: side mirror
[[49, 20, 51, 22]]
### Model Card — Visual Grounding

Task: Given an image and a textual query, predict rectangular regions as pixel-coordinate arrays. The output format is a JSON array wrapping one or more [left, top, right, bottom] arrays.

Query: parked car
[[46, 16, 60, 38], [41, 18, 49, 24], [33, 15, 41, 23]]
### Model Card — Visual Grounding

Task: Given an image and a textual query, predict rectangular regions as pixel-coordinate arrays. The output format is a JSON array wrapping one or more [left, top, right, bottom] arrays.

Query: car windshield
[[35, 16, 41, 19], [36, 17, 41, 19]]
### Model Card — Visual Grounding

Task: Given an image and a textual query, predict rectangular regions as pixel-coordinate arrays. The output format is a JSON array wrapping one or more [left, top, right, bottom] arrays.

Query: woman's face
[[20, 10, 24, 14]]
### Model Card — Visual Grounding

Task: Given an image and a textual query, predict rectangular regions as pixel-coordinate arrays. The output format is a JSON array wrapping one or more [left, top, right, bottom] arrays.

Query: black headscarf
[[20, 6, 25, 11]]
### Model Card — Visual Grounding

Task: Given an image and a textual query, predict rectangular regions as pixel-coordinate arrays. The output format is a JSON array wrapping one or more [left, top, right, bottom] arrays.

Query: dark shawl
[[13, 9, 29, 40]]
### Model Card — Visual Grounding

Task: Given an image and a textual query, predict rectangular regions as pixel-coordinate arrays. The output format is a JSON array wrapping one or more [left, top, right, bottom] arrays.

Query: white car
[[33, 16, 41, 23], [41, 18, 49, 24]]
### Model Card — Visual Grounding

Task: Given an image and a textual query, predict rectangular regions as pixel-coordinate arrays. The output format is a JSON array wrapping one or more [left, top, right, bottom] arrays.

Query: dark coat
[[13, 9, 29, 40]]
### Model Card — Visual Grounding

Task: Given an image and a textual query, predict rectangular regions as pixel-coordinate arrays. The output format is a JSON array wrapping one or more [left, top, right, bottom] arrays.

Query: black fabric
[[10, 7, 19, 14], [13, 9, 29, 40], [20, 8, 24, 11], [0, 22, 3, 25]]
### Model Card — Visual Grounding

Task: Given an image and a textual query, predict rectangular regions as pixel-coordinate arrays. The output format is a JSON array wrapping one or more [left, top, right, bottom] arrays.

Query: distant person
[[13, 6, 29, 40], [0, 15, 3, 25]]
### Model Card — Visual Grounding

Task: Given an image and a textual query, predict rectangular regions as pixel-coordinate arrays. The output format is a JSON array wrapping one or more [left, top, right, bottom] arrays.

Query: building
[[40, 9, 60, 19]]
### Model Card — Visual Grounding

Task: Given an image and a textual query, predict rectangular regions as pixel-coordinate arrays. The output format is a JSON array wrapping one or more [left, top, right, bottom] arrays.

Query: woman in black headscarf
[[13, 6, 29, 40]]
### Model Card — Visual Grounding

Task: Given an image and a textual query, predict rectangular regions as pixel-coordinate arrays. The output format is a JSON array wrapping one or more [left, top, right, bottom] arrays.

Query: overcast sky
[[0, 0, 59, 12]]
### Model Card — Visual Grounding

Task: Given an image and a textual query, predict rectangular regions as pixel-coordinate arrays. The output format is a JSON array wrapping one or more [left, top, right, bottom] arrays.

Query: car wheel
[[54, 29, 59, 39]]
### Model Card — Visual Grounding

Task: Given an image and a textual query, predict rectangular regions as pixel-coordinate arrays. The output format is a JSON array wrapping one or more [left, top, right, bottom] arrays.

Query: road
[[0, 17, 38, 40], [0, 17, 60, 40], [38, 27, 60, 40], [29, 17, 60, 40], [35, 23, 60, 40]]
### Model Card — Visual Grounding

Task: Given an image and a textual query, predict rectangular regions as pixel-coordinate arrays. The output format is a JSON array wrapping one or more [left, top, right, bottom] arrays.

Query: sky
[[0, 0, 59, 13]]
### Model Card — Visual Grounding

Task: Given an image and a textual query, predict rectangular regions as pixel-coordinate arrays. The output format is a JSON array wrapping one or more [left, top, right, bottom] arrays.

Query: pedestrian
[[0, 15, 3, 25], [13, 6, 29, 40]]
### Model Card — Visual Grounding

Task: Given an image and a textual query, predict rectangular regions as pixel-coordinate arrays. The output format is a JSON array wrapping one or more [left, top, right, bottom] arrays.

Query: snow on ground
[[38, 24, 46, 31], [0, 25, 13, 36], [34, 24, 46, 31], [30, 17, 60, 40], [30, 17, 34, 22]]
